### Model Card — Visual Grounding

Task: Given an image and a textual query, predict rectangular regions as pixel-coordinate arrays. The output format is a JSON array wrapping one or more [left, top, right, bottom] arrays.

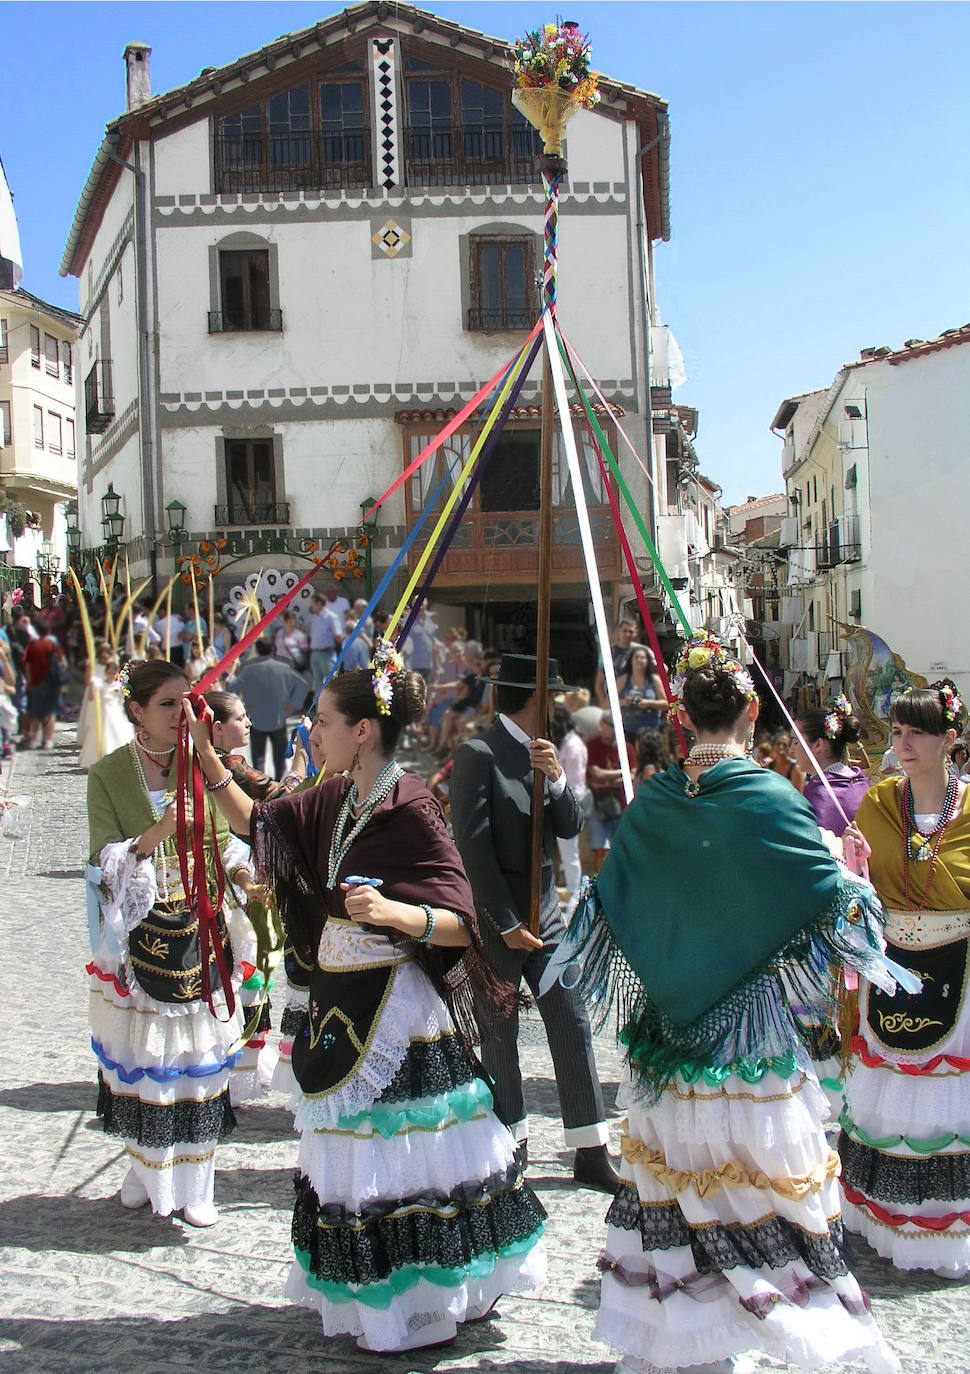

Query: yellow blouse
[[856, 775, 970, 912]]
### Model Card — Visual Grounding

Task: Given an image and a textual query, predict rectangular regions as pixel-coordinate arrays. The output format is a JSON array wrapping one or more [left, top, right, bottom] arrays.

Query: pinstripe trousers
[[474, 892, 609, 1150]]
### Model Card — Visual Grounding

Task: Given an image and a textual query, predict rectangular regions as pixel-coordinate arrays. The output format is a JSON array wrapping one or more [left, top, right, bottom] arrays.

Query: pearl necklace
[[327, 760, 404, 890], [683, 744, 745, 797]]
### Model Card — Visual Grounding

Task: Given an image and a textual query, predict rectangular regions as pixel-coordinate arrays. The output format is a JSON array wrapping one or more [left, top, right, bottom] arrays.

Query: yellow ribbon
[[620, 1126, 841, 1201], [384, 334, 537, 639]]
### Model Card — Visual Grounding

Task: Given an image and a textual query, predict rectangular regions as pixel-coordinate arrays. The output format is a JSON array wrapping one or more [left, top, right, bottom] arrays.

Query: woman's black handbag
[[129, 906, 232, 1004]]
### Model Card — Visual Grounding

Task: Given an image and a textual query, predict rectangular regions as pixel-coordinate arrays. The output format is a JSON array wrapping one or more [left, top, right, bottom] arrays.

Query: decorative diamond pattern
[[371, 35, 398, 189], [371, 218, 411, 259]]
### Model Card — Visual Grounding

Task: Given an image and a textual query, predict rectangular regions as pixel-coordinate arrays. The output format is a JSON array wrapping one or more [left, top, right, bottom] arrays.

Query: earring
[[348, 744, 361, 777]]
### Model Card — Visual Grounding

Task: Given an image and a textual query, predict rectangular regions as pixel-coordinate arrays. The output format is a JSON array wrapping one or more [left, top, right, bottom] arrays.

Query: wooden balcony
[[406, 506, 622, 587]]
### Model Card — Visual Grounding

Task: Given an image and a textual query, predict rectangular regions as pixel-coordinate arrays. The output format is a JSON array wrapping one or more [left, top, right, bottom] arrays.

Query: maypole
[[510, 20, 599, 935]]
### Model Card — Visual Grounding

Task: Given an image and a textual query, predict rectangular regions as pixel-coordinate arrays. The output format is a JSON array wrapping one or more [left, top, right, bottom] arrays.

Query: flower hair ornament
[[669, 630, 757, 707], [823, 692, 853, 740], [370, 637, 404, 716], [118, 661, 134, 699], [933, 680, 965, 729]]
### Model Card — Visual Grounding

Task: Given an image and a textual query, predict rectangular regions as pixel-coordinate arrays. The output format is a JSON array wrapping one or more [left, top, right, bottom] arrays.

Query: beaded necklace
[[683, 744, 745, 797], [326, 760, 404, 891], [900, 771, 960, 912]]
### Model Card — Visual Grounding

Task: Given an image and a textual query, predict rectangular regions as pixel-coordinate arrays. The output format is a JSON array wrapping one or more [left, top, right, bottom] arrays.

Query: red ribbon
[[842, 1183, 970, 1232]]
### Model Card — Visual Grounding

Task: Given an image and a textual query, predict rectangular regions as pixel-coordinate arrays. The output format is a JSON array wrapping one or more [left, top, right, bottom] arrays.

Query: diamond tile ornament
[[371, 217, 412, 259]]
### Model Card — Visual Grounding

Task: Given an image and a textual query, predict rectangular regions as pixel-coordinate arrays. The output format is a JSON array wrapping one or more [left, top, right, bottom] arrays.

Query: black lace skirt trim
[[292, 1162, 546, 1286], [839, 1132, 970, 1205], [376, 1031, 477, 1105], [97, 1072, 236, 1148], [280, 1005, 308, 1037], [606, 1183, 848, 1280], [244, 1000, 272, 1034]]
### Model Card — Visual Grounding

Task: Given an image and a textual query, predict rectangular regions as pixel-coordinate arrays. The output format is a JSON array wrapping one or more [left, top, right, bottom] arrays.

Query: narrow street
[[0, 727, 965, 1374]]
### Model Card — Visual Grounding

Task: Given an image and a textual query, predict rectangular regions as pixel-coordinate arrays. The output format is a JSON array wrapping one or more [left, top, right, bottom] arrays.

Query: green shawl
[[564, 758, 891, 1095]]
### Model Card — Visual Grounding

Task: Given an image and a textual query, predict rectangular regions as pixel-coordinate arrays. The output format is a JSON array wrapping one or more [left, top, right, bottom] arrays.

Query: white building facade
[[773, 325, 970, 700], [0, 287, 82, 593], [60, 3, 671, 677]]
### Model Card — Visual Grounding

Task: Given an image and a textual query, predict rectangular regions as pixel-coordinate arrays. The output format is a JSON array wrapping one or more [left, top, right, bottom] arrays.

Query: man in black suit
[[450, 653, 619, 1193]]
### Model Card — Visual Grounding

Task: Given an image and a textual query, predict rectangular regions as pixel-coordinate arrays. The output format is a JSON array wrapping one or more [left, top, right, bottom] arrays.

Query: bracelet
[[206, 770, 234, 792], [415, 903, 436, 943]]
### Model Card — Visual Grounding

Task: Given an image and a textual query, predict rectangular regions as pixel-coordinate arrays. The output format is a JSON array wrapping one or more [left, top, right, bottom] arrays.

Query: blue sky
[[2, 1, 967, 503]]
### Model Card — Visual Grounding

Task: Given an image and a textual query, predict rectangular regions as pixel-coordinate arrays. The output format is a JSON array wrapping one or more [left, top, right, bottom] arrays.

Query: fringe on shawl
[[564, 876, 893, 1103]]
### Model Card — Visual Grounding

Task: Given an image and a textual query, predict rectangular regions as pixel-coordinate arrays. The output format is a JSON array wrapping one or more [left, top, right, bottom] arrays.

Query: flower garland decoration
[[669, 630, 757, 707], [370, 637, 403, 717], [823, 691, 854, 740], [509, 20, 600, 105]]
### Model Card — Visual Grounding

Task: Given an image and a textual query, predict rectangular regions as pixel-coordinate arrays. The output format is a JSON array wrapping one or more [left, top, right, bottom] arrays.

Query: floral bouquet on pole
[[510, 19, 600, 158]]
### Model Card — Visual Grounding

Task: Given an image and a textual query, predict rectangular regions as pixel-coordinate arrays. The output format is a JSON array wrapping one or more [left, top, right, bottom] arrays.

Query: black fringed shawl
[[251, 771, 517, 1046]]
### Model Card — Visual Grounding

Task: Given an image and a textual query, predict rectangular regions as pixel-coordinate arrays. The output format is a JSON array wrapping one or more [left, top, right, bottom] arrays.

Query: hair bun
[[390, 670, 426, 726]]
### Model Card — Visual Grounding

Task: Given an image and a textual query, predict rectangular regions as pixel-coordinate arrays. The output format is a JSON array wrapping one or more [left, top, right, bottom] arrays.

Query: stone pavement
[[1, 727, 967, 1374]]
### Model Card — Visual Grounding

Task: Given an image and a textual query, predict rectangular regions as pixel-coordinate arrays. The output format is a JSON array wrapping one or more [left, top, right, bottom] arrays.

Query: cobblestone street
[[1, 727, 968, 1374]]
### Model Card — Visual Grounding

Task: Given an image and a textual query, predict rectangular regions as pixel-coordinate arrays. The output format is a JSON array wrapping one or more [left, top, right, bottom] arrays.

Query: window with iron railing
[[223, 437, 282, 524], [212, 250, 281, 332], [30, 325, 40, 368], [215, 64, 371, 193], [404, 60, 541, 186], [0, 318, 7, 364], [468, 235, 536, 331], [44, 333, 59, 377], [84, 360, 115, 434]]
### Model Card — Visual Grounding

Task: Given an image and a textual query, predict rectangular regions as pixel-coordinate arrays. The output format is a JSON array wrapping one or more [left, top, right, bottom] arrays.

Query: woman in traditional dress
[[204, 688, 306, 1102], [791, 694, 870, 838], [78, 655, 134, 769], [550, 634, 899, 1374], [841, 683, 970, 1279], [86, 660, 253, 1227], [184, 650, 546, 1354]]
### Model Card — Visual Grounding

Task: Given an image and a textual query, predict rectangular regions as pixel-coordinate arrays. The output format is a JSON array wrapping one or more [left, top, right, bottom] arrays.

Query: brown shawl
[[251, 771, 517, 1043]]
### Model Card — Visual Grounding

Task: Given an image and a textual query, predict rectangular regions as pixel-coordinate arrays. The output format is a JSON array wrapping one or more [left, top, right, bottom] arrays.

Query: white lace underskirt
[[596, 1240, 898, 1374], [284, 1238, 546, 1350], [295, 1089, 515, 1210], [90, 985, 243, 1082], [841, 1194, 970, 1271]]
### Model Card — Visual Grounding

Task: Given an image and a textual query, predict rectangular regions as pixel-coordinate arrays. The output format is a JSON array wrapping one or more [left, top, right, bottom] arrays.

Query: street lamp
[[357, 495, 379, 595], [101, 483, 125, 550], [65, 500, 81, 569], [165, 497, 189, 580]]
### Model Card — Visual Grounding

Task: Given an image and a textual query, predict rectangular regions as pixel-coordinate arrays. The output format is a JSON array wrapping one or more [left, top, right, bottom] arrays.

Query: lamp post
[[357, 496, 379, 596], [164, 497, 190, 601], [100, 483, 126, 552], [65, 501, 81, 571]]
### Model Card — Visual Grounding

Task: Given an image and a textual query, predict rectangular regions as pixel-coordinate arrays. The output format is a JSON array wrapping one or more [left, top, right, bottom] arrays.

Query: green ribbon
[[292, 1227, 544, 1309], [839, 1106, 970, 1155], [618, 1031, 802, 1086], [333, 1079, 493, 1140], [556, 331, 692, 637]]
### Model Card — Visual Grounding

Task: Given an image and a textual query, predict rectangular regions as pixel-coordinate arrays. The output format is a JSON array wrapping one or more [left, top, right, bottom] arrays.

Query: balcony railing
[[214, 502, 290, 527], [208, 309, 283, 334], [405, 124, 540, 187], [816, 515, 861, 569], [406, 506, 621, 585], [84, 360, 115, 435], [215, 132, 371, 194], [466, 307, 534, 332]]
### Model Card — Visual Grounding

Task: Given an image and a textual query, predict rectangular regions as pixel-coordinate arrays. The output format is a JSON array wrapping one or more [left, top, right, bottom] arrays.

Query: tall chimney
[[124, 42, 153, 110]]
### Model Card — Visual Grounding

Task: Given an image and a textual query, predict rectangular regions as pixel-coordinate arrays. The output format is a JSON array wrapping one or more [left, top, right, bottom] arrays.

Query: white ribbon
[[545, 313, 633, 801]]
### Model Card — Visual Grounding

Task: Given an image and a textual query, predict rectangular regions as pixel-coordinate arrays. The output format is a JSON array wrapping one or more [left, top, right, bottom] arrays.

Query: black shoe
[[572, 1144, 621, 1195]]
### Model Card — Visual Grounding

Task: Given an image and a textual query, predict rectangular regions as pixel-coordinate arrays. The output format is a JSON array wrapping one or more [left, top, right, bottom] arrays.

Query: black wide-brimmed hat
[[486, 653, 574, 691]]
